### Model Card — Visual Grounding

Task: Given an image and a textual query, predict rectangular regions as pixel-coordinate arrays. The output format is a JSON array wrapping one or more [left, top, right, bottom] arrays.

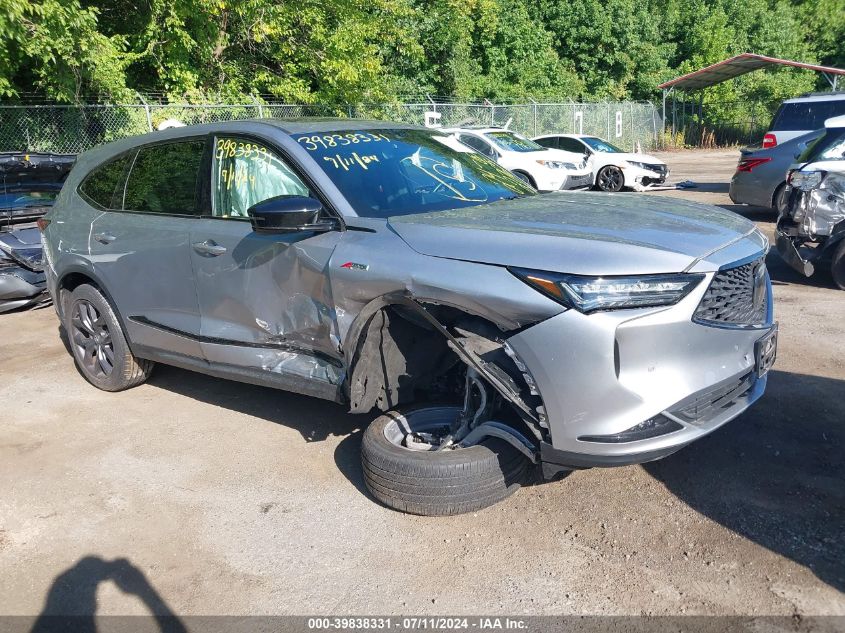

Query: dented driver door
[[188, 135, 345, 394]]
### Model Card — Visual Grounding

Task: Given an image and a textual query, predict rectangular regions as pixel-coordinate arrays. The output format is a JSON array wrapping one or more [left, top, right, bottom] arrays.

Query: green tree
[[0, 0, 129, 100]]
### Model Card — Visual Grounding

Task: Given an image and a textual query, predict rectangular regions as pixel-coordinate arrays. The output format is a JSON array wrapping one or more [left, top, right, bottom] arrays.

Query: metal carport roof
[[659, 53, 845, 91]]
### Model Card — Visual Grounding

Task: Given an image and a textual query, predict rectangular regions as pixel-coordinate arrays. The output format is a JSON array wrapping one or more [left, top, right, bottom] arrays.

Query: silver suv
[[42, 120, 777, 515]]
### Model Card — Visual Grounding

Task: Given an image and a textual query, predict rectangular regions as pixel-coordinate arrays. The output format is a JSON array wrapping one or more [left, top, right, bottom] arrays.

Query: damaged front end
[[776, 168, 845, 281], [346, 294, 551, 468]]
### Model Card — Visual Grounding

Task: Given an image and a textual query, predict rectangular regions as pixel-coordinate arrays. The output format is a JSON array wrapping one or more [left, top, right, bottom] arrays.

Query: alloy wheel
[[71, 299, 115, 378], [598, 166, 624, 192]]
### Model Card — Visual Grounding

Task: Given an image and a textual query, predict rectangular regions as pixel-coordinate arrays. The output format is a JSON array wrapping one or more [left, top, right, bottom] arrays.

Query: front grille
[[644, 163, 667, 175], [693, 259, 768, 327]]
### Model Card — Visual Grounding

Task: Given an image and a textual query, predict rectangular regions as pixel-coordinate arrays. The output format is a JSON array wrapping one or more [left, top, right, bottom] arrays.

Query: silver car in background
[[730, 130, 822, 213], [41, 120, 776, 515]]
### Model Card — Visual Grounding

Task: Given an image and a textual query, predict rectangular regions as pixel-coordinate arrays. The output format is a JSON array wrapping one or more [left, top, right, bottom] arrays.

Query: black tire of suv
[[832, 240, 845, 291], [65, 284, 154, 391], [361, 406, 530, 516]]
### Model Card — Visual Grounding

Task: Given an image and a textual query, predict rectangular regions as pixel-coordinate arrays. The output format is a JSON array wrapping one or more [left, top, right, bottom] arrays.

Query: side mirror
[[247, 196, 332, 234]]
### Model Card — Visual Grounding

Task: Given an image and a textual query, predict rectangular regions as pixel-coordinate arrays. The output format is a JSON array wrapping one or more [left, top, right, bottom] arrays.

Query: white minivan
[[763, 92, 845, 148]]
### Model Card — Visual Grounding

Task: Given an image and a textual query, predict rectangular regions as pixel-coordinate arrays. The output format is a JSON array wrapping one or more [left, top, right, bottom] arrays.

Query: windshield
[[0, 188, 60, 211], [581, 137, 624, 153], [770, 100, 845, 132], [296, 129, 536, 218], [485, 132, 544, 153], [798, 127, 845, 163]]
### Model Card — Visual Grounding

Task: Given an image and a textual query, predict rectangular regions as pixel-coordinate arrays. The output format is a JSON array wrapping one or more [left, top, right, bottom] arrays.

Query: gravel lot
[[1, 150, 843, 618]]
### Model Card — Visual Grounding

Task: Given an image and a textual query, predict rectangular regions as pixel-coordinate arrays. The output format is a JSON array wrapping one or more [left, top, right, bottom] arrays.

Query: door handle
[[192, 240, 227, 256], [93, 232, 116, 244]]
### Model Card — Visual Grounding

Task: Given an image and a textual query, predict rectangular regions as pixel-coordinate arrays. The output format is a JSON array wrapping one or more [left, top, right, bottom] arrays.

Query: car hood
[[388, 192, 761, 275], [609, 153, 664, 165]]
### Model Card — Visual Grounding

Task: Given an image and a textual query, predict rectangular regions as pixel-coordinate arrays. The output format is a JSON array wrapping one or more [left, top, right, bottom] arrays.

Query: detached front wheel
[[361, 405, 530, 516]]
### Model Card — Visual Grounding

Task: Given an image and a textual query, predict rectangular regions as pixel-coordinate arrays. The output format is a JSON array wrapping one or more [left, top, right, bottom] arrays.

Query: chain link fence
[[0, 100, 662, 155]]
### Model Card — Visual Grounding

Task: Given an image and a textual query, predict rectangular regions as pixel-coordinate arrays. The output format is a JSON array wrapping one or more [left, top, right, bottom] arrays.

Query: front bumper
[[0, 265, 48, 313], [629, 165, 669, 188], [506, 267, 774, 467], [561, 171, 593, 190]]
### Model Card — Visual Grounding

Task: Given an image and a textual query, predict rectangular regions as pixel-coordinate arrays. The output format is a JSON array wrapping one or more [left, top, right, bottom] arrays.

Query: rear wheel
[[596, 165, 624, 192], [832, 240, 845, 291], [65, 284, 154, 391], [773, 182, 789, 215], [361, 405, 529, 516]]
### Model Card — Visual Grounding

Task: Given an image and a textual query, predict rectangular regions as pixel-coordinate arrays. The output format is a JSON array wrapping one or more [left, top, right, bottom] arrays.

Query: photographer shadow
[[31, 556, 186, 633]]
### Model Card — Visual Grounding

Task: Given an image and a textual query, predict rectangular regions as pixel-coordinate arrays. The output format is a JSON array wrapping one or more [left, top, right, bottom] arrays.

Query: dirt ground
[[1, 150, 843, 618]]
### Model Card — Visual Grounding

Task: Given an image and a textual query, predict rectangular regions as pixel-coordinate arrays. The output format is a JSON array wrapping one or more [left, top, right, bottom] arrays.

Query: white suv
[[443, 127, 593, 191], [763, 92, 845, 148]]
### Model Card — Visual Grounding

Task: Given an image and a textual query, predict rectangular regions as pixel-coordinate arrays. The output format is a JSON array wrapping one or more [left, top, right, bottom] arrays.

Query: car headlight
[[510, 268, 704, 312], [536, 159, 574, 170], [788, 170, 825, 192], [626, 160, 651, 171]]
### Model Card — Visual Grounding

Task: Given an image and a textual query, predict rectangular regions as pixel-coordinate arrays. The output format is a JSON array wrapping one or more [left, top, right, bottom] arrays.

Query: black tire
[[832, 240, 845, 291], [773, 182, 789, 215], [596, 165, 624, 192], [511, 170, 535, 188], [361, 405, 529, 516], [64, 284, 154, 391]]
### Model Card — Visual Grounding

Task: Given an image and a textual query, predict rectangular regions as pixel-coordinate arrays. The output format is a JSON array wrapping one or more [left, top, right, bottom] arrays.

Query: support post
[[136, 92, 152, 132]]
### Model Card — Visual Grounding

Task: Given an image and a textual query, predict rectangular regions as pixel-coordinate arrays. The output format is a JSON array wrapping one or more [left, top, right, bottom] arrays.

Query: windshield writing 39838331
[[295, 129, 535, 219]]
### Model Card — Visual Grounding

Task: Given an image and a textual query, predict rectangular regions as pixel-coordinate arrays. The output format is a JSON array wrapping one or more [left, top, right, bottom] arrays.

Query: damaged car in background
[[42, 120, 776, 516], [1, 152, 75, 313], [777, 114, 845, 289]]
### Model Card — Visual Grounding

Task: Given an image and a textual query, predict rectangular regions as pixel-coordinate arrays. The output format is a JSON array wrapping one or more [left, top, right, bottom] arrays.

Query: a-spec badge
[[340, 262, 369, 271]]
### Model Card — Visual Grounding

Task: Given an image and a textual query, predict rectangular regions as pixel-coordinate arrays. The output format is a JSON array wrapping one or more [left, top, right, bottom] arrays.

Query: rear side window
[[458, 134, 496, 158], [770, 100, 845, 132], [534, 137, 559, 149], [123, 140, 205, 215], [78, 155, 132, 209], [560, 137, 588, 153]]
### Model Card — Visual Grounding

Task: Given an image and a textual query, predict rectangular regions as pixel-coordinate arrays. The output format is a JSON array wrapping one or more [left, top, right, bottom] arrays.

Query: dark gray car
[[0, 152, 74, 312], [729, 130, 822, 213], [41, 119, 776, 515]]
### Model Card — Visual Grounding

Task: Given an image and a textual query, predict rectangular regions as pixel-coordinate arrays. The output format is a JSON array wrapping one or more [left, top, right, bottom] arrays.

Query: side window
[[459, 135, 496, 159], [123, 140, 205, 215], [535, 137, 558, 149], [213, 137, 309, 218], [78, 154, 132, 209], [560, 138, 586, 153]]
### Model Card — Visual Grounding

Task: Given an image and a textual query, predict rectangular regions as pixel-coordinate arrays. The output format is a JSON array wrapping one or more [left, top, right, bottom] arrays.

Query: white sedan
[[533, 134, 669, 192], [442, 127, 594, 192]]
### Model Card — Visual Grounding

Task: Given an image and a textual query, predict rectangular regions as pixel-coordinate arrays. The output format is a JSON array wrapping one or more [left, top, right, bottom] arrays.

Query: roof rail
[[796, 90, 845, 98]]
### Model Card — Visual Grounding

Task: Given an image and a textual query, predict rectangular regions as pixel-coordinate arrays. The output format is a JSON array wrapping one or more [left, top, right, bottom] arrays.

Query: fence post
[[136, 93, 152, 132], [253, 96, 265, 118], [530, 98, 538, 137], [483, 99, 494, 126]]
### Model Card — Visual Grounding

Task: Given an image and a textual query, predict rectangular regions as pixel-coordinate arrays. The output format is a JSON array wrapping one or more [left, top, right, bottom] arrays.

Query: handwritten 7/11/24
[[323, 152, 380, 171]]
